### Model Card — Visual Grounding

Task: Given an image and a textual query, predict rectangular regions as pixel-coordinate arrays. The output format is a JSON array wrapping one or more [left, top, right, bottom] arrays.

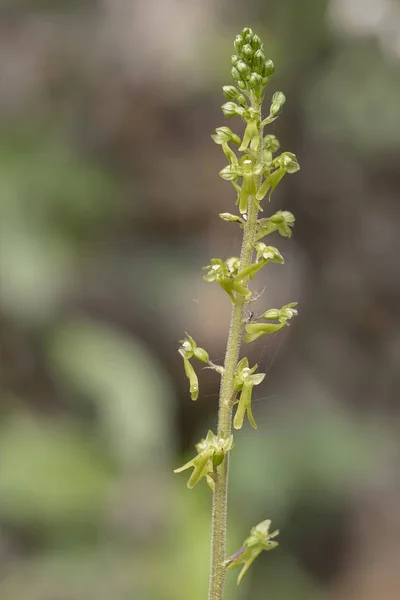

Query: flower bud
[[263, 59, 275, 77], [241, 27, 253, 44], [242, 27, 253, 37], [231, 66, 241, 81], [222, 86, 246, 106], [219, 213, 243, 223], [242, 44, 253, 62], [270, 91, 285, 116], [237, 80, 246, 90], [264, 134, 280, 153], [214, 126, 241, 145], [223, 85, 239, 100], [262, 308, 280, 320], [251, 34, 262, 50], [231, 54, 239, 66], [234, 35, 244, 52], [221, 102, 244, 118], [193, 347, 209, 363], [236, 60, 250, 80], [252, 49, 265, 74], [249, 72, 263, 90]]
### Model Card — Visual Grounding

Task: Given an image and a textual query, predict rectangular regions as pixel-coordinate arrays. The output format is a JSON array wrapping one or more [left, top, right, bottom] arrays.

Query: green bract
[[175, 27, 300, 596]]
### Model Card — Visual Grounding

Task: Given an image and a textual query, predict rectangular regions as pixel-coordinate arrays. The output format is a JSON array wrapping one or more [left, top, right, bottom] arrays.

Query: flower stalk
[[174, 27, 300, 599]]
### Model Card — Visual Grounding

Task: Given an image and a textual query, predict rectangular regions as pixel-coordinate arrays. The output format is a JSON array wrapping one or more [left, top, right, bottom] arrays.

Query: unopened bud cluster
[[231, 27, 275, 97]]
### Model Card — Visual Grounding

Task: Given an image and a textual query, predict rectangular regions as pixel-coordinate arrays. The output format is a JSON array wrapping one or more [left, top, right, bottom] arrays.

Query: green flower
[[225, 520, 279, 584], [244, 302, 298, 343], [179, 334, 209, 400], [203, 258, 251, 304], [254, 243, 284, 263], [219, 157, 263, 215], [174, 430, 234, 489], [263, 134, 280, 163], [211, 127, 240, 165], [256, 151, 300, 202], [256, 210, 295, 240], [233, 358, 265, 429]]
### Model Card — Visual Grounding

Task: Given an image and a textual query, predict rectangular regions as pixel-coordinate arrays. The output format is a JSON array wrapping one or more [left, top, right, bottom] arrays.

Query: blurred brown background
[[1, 1, 400, 599]]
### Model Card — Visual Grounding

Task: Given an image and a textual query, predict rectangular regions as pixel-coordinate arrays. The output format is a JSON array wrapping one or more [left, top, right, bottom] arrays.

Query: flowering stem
[[208, 92, 263, 600], [174, 25, 299, 594]]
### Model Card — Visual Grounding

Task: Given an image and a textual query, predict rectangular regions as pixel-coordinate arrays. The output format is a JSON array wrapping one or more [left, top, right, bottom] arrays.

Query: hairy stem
[[208, 93, 263, 600]]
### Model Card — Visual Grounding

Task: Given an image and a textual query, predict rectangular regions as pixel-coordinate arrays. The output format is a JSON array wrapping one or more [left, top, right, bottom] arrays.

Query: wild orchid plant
[[174, 27, 299, 600]]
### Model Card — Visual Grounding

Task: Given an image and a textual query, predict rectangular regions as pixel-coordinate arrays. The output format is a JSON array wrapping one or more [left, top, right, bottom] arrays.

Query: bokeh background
[[1, 1, 400, 599]]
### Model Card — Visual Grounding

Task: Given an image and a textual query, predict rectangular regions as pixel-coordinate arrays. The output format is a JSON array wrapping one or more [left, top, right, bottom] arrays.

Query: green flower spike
[[203, 257, 251, 304], [179, 333, 210, 400], [233, 358, 265, 429], [174, 430, 234, 489], [244, 302, 298, 343], [225, 520, 279, 584]]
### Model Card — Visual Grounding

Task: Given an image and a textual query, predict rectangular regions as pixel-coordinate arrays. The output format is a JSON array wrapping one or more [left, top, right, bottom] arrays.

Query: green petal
[[237, 550, 262, 585], [173, 458, 195, 473], [183, 357, 199, 400], [233, 396, 246, 430], [243, 322, 284, 342]]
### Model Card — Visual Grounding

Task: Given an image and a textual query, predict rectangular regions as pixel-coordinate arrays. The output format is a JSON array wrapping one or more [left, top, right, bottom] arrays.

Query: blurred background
[[1, 1, 399, 599]]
